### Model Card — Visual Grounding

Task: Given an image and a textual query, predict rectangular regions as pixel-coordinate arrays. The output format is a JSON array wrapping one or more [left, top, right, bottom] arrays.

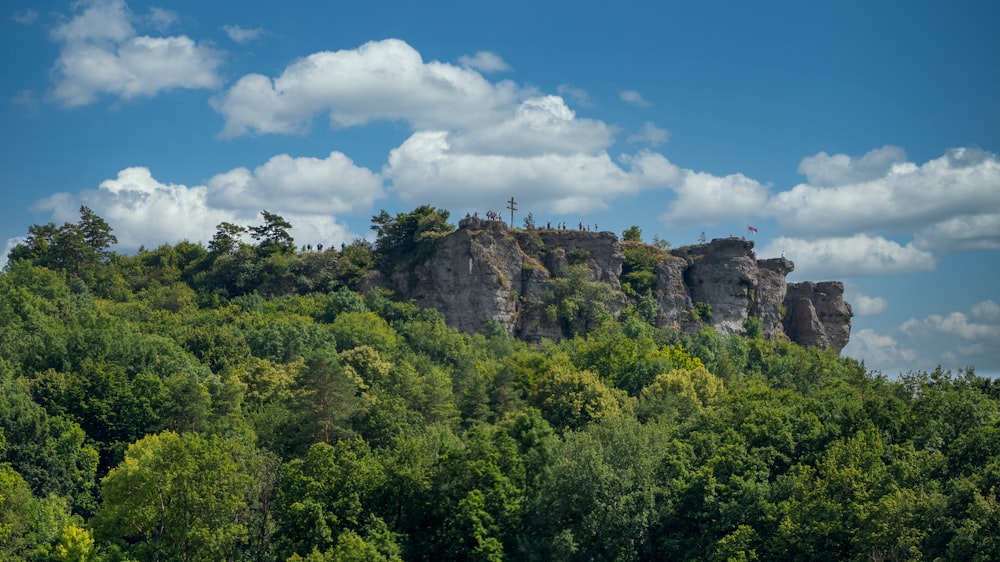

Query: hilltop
[[370, 215, 853, 352]]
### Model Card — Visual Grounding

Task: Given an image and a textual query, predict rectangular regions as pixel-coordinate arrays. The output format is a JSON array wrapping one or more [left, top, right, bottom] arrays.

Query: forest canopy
[[2, 207, 999, 561]]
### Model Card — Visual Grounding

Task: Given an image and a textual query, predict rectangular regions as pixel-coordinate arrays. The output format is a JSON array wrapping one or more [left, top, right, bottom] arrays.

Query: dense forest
[[2, 207, 999, 561]]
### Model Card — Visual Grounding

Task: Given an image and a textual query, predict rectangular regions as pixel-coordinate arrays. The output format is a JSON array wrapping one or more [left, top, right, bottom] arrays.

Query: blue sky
[[2, 0, 998, 376]]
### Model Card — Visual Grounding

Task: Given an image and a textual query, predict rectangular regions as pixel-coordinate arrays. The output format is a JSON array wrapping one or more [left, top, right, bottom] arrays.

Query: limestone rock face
[[673, 239, 759, 335], [754, 257, 795, 338], [653, 256, 691, 327], [394, 218, 525, 335], [377, 218, 852, 352], [782, 281, 854, 353]]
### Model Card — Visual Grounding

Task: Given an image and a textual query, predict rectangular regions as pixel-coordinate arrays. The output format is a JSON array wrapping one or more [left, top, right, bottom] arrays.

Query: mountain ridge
[[371, 215, 854, 352]]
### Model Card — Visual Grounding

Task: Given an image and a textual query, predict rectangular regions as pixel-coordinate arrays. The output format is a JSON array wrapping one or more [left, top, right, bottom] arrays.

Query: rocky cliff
[[381, 217, 853, 351], [782, 281, 854, 353]]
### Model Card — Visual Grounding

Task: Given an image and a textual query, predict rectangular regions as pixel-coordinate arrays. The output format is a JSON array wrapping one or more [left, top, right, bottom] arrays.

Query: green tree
[[520, 416, 672, 561], [0, 462, 82, 562], [544, 264, 615, 337], [528, 362, 630, 431], [622, 225, 643, 242], [0, 373, 99, 516], [77, 206, 117, 261], [370, 205, 454, 269], [209, 222, 248, 256], [275, 440, 389, 559], [250, 210, 296, 256], [94, 431, 269, 562], [8, 207, 117, 278]]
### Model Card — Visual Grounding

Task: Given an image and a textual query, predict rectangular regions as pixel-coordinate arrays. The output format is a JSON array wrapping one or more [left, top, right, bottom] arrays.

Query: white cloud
[[447, 96, 614, 156], [3, 237, 25, 265], [223, 24, 264, 44], [458, 51, 511, 72], [797, 145, 907, 187], [620, 90, 650, 106], [34, 167, 234, 249], [48, 0, 221, 107], [758, 234, 936, 279], [913, 211, 1000, 252], [901, 304, 1000, 343], [658, 171, 769, 228], [843, 328, 918, 374], [627, 122, 669, 146], [384, 131, 677, 214], [845, 286, 888, 316], [206, 151, 383, 214], [971, 300, 1000, 322], [768, 146, 1000, 238], [50, 0, 134, 44], [30, 160, 372, 252], [852, 300, 1000, 375], [212, 38, 523, 136], [10, 9, 38, 25]]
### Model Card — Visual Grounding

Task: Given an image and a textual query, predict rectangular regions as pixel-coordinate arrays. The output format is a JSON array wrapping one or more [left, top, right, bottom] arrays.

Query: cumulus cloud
[[48, 0, 221, 107], [844, 285, 888, 316], [971, 300, 1000, 322], [206, 151, 383, 214], [212, 38, 522, 136], [658, 171, 769, 228], [620, 90, 650, 106], [913, 211, 1000, 252], [30, 159, 373, 252], [851, 294, 888, 316], [768, 146, 1000, 238], [223, 24, 264, 44], [797, 145, 907, 187], [843, 328, 918, 375], [627, 122, 669, 146], [382, 96, 684, 214], [447, 96, 614, 156], [384, 131, 678, 213], [458, 51, 511, 72], [34, 167, 234, 249], [758, 235, 936, 279], [901, 301, 1000, 343]]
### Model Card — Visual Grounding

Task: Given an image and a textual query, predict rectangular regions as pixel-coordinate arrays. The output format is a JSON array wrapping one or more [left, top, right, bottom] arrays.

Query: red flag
[[747, 225, 758, 233]]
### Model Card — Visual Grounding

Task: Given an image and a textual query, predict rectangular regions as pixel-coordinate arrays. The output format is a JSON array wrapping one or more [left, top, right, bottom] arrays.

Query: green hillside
[[1, 207, 997, 561]]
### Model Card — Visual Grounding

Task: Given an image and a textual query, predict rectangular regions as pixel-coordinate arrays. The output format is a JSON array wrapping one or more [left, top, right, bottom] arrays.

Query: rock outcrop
[[379, 217, 853, 351], [781, 282, 854, 353]]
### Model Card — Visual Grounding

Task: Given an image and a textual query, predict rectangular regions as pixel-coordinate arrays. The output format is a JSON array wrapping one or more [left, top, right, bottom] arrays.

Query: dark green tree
[[250, 210, 296, 256], [622, 225, 643, 242], [208, 221, 248, 256], [370, 205, 454, 269]]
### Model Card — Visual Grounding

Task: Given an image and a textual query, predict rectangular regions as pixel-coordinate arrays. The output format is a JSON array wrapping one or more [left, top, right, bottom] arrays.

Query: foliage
[[250, 210, 296, 257], [93, 431, 270, 561], [544, 264, 615, 337], [692, 301, 713, 322], [370, 205, 454, 269], [622, 225, 643, 242], [622, 243, 660, 296], [3, 207, 1000, 561], [7, 206, 117, 284]]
